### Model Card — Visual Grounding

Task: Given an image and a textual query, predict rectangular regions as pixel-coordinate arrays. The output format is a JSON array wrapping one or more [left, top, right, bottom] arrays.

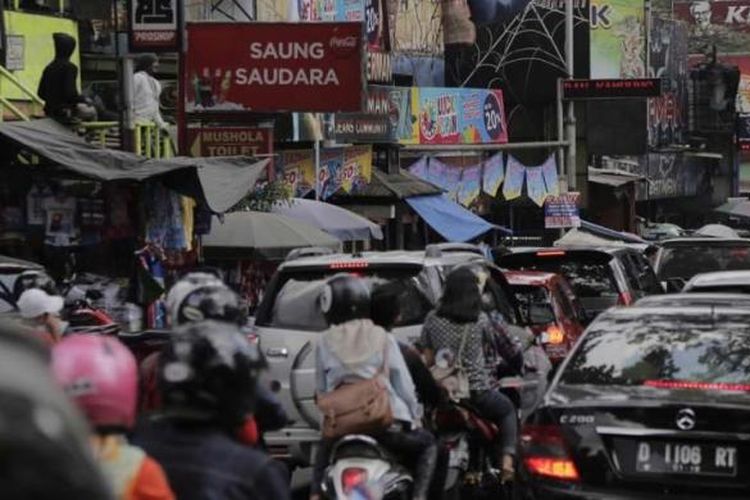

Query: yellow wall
[[1, 11, 79, 101]]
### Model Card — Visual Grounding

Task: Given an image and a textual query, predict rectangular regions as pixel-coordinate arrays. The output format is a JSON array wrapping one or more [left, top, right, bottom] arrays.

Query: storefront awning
[[588, 167, 644, 188], [0, 119, 269, 213], [405, 194, 501, 242]]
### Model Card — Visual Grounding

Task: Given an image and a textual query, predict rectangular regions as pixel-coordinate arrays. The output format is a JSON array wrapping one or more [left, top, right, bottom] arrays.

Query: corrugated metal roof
[[335, 169, 443, 200]]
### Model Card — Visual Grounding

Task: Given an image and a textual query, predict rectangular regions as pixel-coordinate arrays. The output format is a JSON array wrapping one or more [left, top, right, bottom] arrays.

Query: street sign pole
[[565, 0, 577, 191]]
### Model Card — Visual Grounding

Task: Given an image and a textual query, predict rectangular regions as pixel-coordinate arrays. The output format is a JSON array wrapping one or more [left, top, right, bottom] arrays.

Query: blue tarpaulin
[[406, 194, 507, 242], [580, 220, 647, 244]]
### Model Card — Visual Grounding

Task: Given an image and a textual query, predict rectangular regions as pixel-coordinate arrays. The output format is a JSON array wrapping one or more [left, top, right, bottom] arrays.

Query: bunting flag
[[503, 155, 526, 200], [541, 155, 560, 197], [482, 153, 504, 196], [457, 164, 482, 206], [526, 166, 548, 207], [409, 157, 429, 180]]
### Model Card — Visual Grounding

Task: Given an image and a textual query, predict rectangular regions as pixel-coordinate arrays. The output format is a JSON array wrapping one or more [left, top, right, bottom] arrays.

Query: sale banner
[[482, 153, 504, 196], [503, 156, 525, 201], [545, 193, 581, 229], [281, 150, 316, 197], [457, 164, 482, 207], [341, 146, 373, 193], [186, 23, 364, 113], [320, 149, 345, 200], [412, 87, 508, 145]]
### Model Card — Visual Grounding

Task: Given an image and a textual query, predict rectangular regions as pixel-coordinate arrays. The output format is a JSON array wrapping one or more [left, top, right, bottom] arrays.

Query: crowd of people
[[3, 263, 523, 500]]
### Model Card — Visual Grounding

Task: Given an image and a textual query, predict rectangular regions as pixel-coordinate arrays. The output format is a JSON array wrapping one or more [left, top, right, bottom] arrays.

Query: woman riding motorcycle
[[311, 274, 437, 500], [420, 267, 521, 482]]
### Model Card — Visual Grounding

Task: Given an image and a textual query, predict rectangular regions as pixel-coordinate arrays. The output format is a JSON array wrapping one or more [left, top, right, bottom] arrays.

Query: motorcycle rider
[[311, 274, 437, 500], [51, 334, 175, 500], [133, 320, 291, 500], [420, 267, 520, 482]]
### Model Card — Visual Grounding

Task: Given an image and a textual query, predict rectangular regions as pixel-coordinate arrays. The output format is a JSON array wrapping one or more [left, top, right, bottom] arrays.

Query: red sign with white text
[[186, 23, 364, 113]]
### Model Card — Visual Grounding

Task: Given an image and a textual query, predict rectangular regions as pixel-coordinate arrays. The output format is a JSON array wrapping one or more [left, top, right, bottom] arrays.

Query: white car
[[682, 270, 750, 294]]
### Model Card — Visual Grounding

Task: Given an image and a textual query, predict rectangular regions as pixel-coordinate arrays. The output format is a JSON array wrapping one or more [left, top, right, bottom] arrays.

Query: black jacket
[[37, 33, 83, 119], [134, 420, 290, 500]]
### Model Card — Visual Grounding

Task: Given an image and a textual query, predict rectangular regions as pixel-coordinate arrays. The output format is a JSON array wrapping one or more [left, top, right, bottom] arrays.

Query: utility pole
[[565, 0, 577, 190]]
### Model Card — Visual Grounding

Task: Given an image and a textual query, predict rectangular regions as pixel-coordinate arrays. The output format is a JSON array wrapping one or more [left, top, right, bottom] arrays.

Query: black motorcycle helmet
[[176, 285, 245, 326], [158, 320, 265, 430], [319, 273, 370, 326], [13, 270, 57, 302]]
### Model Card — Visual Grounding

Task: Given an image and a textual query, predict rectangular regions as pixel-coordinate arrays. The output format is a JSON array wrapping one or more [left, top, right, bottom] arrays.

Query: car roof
[[686, 270, 750, 288], [596, 303, 750, 321], [636, 293, 750, 308], [0, 255, 43, 271], [279, 250, 440, 270], [660, 237, 750, 246], [504, 270, 559, 287]]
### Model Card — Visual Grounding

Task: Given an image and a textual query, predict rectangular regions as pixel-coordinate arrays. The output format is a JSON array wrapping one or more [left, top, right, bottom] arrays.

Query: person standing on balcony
[[38, 33, 96, 124], [133, 53, 168, 130]]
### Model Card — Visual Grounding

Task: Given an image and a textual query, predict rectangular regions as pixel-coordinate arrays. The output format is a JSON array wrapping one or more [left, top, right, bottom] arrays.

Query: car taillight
[[341, 467, 368, 494], [644, 379, 750, 392], [536, 250, 566, 257], [617, 291, 633, 306], [545, 325, 565, 344], [329, 261, 369, 270], [520, 424, 579, 482]]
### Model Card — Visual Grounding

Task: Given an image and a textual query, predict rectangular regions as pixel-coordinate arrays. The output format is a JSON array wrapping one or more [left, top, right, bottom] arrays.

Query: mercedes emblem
[[676, 408, 696, 431]]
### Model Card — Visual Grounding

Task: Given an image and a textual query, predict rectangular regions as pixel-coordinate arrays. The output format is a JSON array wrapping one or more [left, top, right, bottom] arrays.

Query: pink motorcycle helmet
[[51, 335, 138, 430]]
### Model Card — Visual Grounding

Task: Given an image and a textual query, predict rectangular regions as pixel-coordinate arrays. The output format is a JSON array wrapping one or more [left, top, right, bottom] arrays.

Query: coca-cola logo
[[329, 35, 359, 57]]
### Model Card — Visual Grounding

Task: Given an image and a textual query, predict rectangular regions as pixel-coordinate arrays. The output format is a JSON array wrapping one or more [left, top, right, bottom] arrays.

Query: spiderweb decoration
[[451, 1, 589, 90]]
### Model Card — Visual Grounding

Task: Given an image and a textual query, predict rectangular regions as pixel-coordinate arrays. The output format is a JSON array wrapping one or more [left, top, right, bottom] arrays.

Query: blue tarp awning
[[580, 220, 647, 244], [406, 194, 508, 242]]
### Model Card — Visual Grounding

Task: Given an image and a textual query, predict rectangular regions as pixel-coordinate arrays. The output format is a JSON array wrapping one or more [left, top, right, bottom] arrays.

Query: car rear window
[[510, 285, 552, 324], [560, 312, 750, 389], [501, 253, 618, 299], [255, 265, 436, 331], [658, 244, 750, 280]]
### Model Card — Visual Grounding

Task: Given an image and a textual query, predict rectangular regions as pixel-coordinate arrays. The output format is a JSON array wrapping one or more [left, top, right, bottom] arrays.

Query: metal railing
[[0, 65, 45, 121], [78, 121, 120, 147], [134, 122, 173, 159]]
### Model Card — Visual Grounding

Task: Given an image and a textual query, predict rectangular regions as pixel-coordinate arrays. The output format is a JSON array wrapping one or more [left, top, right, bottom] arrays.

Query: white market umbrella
[[271, 198, 383, 241]]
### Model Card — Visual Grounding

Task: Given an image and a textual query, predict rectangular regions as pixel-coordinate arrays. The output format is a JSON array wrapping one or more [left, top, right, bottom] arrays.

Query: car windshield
[[256, 265, 436, 331], [658, 244, 750, 280], [560, 312, 750, 390], [511, 285, 552, 325], [503, 254, 618, 299]]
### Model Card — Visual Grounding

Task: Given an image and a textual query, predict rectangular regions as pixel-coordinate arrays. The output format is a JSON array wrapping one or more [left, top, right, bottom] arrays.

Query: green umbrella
[[202, 211, 341, 260]]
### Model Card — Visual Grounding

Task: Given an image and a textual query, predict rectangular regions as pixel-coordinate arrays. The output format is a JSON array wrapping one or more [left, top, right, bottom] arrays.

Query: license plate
[[635, 441, 738, 477]]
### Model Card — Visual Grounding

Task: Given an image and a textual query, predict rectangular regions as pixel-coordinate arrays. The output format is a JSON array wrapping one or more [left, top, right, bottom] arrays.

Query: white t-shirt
[[133, 71, 166, 128]]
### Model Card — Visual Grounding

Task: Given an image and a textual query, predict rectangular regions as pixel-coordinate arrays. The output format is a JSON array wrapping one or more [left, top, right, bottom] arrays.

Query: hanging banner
[[187, 127, 273, 157], [320, 149, 345, 200], [393, 86, 419, 144], [541, 155, 560, 197], [457, 164, 482, 206], [545, 192, 581, 229], [674, 0, 750, 54], [339, 0, 365, 21], [281, 150, 316, 197], [413, 87, 508, 145], [503, 156, 525, 200], [185, 22, 364, 113], [341, 146, 373, 192], [428, 158, 461, 200], [526, 166, 548, 207], [128, 0, 179, 52], [408, 157, 430, 180], [482, 153, 504, 196], [590, 0, 646, 79]]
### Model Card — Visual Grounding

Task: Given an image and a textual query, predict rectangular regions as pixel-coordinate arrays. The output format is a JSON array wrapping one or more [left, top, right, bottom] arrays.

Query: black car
[[516, 305, 750, 499], [498, 247, 662, 321], [654, 238, 750, 289]]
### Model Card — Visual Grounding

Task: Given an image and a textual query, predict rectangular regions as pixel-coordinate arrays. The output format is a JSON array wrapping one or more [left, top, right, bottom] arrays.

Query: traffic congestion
[[3, 224, 750, 499]]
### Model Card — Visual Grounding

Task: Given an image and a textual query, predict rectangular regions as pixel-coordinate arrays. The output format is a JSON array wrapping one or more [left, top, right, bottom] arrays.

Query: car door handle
[[266, 348, 289, 358]]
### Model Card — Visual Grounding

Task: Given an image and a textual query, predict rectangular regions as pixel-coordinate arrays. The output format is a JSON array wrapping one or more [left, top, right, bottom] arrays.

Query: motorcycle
[[63, 284, 120, 335], [321, 434, 413, 500]]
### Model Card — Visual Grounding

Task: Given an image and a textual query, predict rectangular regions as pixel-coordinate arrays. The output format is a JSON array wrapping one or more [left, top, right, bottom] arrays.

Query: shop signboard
[[185, 23, 365, 113], [414, 87, 508, 145], [674, 0, 750, 54], [333, 114, 391, 142], [563, 78, 662, 99], [544, 192, 581, 229], [128, 0, 179, 51], [187, 127, 273, 157], [590, 0, 646, 79]]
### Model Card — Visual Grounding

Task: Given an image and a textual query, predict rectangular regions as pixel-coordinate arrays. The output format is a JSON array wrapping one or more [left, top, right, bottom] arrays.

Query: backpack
[[430, 324, 471, 402]]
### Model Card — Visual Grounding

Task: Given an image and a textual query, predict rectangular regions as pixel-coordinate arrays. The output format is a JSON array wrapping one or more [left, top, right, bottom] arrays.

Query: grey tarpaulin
[[0, 119, 269, 213]]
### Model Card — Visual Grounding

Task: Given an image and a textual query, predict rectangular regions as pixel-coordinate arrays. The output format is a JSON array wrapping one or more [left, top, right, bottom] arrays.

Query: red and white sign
[[128, 0, 179, 51], [187, 127, 273, 157], [186, 23, 365, 113]]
